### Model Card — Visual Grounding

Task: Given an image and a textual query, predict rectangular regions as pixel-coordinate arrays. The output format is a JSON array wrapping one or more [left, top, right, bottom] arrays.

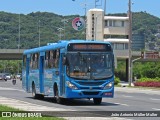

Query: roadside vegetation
[[0, 105, 64, 120], [0, 60, 22, 75], [114, 76, 120, 85], [115, 61, 160, 88]]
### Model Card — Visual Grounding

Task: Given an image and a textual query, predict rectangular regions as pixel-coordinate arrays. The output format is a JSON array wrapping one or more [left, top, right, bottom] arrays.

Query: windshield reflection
[[66, 53, 113, 80]]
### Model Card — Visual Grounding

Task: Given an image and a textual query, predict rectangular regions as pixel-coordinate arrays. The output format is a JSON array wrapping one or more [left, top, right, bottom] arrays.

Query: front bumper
[[65, 87, 114, 98]]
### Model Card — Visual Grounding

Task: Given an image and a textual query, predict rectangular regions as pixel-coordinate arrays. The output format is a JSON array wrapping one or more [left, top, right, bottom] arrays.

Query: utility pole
[[128, 0, 132, 86]]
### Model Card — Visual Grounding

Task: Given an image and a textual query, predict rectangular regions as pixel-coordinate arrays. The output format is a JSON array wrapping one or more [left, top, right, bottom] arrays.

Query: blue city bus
[[22, 40, 114, 104]]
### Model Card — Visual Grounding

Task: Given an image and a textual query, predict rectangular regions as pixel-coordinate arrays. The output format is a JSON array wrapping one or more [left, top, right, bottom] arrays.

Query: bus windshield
[[66, 52, 113, 80]]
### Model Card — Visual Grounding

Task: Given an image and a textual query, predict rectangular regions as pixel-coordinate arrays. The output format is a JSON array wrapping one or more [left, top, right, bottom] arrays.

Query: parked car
[[0, 74, 7, 81], [16, 73, 22, 79], [5, 73, 11, 80]]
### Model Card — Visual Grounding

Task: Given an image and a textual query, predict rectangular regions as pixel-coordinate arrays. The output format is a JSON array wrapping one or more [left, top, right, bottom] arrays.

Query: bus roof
[[23, 40, 111, 55]]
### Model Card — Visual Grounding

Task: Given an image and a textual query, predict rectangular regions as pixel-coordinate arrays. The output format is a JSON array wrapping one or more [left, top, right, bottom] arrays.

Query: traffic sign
[[72, 17, 85, 31]]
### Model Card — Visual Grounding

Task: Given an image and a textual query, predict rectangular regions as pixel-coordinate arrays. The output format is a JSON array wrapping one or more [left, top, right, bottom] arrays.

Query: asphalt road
[[0, 80, 160, 120]]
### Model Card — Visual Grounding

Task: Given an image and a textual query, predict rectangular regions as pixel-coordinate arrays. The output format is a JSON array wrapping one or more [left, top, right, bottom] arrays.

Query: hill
[[0, 11, 160, 50]]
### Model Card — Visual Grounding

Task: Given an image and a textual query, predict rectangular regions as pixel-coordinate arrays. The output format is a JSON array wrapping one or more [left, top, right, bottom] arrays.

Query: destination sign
[[73, 44, 105, 50], [67, 43, 112, 52]]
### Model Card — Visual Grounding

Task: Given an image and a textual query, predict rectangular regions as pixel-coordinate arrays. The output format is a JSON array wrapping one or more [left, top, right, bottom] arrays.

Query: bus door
[[26, 55, 30, 92], [60, 53, 65, 96], [39, 53, 44, 93]]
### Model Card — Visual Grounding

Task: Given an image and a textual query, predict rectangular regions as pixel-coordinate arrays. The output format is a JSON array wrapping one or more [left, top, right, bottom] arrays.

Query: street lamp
[[57, 28, 64, 40], [61, 18, 68, 40], [38, 20, 41, 47], [79, 0, 87, 40], [104, 0, 106, 15], [95, 0, 102, 8], [128, 0, 132, 86], [18, 14, 21, 49]]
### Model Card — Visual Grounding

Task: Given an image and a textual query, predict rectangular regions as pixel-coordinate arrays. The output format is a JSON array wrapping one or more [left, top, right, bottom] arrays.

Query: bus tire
[[32, 83, 38, 99], [55, 87, 63, 104], [93, 98, 102, 105]]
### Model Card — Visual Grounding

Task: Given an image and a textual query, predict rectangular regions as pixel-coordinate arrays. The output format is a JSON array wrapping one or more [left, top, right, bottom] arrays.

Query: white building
[[86, 8, 104, 41], [86, 8, 129, 53]]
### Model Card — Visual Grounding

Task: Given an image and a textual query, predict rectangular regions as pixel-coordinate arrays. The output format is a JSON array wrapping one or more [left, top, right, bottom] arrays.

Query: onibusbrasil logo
[[72, 17, 85, 31]]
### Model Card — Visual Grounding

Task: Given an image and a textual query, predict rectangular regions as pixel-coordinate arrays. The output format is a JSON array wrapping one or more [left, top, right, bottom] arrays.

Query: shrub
[[134, 81, 160, 87], [134, 77, 160, 87], [136, 77, 160, 82], [114, 76, 120, 85]]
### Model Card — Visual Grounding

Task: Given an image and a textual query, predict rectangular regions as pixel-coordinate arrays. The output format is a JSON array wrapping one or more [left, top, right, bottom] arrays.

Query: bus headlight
[[104, 82, 113, 89], [66, 81, 78, 90]]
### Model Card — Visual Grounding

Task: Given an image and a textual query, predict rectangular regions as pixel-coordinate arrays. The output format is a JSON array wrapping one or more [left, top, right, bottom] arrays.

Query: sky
[[0, 0, 160, 18]]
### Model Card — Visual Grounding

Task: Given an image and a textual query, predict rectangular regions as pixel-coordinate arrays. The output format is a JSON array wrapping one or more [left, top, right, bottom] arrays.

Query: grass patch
[[115, 84, 121, 87], [0, 104, 64, 120]]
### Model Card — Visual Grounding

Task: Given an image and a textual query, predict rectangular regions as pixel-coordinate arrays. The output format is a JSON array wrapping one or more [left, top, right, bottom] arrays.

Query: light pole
[[38, 20, 41, 47], [128, 0, 132, 86], [18, 14, 21, 50], [104, 0, 106, 15], [95, 0, 102, 8], [95, 0, 98, 8], [61, 18, 68, 40], [81, 0, 87, 40], [57, 28, 64, 40]]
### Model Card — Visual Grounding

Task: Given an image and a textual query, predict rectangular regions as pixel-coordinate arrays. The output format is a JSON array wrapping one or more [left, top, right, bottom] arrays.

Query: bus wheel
[[32, 83, 38, 99], [39, 95, 44, 100], [55, 88, 63, 104], [93, 98, 102, 105]]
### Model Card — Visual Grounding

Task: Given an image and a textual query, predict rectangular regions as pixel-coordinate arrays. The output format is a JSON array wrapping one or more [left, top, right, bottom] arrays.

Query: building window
[[121, 21, 124, 27], [104, 20, 125, 27], [125, 43, 128, 49], [113, 20, 116, 27], [105, 20, 108, 26], [114, 43, 125, 50], [109, 20, 112, 27]]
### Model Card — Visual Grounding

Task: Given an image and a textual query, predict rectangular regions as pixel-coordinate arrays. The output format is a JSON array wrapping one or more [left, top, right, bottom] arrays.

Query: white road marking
[[0, 87, 25, 92], [152, 108, 160, 111], [115, 102, 129, 106], [150, 98, 160, 101], [122, 95, 133, 98]]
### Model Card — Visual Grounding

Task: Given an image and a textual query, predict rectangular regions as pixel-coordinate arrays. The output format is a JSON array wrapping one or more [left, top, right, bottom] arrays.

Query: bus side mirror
[[63, 56, 68, 65]]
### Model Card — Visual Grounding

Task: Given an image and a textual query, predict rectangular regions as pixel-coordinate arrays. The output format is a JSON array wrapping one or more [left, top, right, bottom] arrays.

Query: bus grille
[[82, 91, 99, 95], [79, 87, 102, 90], [77, 81, 105, 86]]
